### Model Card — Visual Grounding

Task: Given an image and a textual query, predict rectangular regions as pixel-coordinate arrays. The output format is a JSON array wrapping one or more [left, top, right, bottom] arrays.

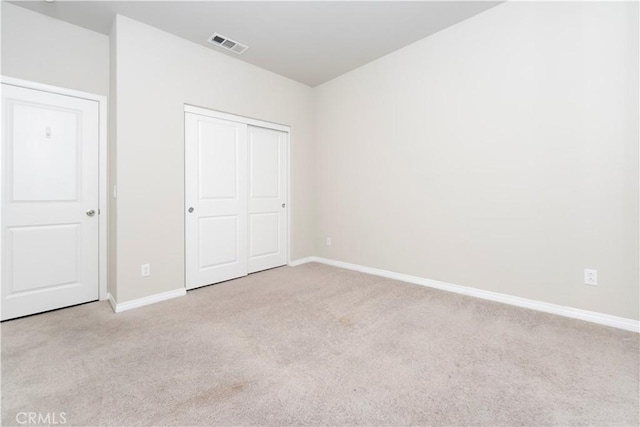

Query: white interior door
[[248, 126, 287, 273], [185, 113, 248, 289], [1, 84, 99, 321]]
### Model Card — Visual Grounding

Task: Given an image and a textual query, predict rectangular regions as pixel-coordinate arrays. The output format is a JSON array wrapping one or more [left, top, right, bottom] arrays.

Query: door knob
[[86, 209, 96, 217], [188, 207, 194, 213], [282, 203, 286, 208]]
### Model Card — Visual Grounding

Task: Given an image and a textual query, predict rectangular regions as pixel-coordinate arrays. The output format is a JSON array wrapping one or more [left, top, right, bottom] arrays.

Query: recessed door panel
[[198, 122, 238, 200], [11, 104, 80, 202], [2, 84, 99, 320], [250, 133, 280, 199], [249, 213, 279, 258], [199, 216, 238, 268], [248, 126, 287, 273], [185, 113, 247, 289], [8, 224, 80, 293]]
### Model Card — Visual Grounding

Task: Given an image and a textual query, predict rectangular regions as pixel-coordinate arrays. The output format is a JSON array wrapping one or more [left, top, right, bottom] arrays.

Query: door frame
[[183, 104, 292, 285], [0, 76, 109, 307]]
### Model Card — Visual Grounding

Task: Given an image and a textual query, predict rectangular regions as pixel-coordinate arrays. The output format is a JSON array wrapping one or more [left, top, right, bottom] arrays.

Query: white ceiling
[[11, 1, 502, 87]]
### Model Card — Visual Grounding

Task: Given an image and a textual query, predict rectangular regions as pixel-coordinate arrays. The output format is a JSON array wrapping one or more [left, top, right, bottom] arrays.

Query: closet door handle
[[282, 203, 286, 208], [188, 207, 194, 213]]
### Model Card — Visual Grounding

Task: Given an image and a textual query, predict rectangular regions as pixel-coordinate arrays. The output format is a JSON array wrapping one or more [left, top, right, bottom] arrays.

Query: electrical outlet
[[141, 264, 150, 277], [584, 269, 597, 286], [326, 237, 332, 246]]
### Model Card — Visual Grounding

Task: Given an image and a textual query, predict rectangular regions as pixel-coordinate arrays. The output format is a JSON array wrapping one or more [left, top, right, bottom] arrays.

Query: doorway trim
[[183, 104, 292, 280], [0, 76, 109, 302]]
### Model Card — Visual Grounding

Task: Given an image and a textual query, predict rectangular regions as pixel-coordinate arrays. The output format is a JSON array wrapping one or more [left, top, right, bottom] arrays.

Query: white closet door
[[185, 113, 248, 289], [1, 84, 100, 320], [247, 126, 287, 273]]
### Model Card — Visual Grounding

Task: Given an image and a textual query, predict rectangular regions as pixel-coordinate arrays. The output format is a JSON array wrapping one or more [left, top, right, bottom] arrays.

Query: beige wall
[[108, 18, 118, 300], [313, 1, 639, 320], [112, 16, 315, 302], [2, 3, 637, 320], [1, 2, 109, 96]]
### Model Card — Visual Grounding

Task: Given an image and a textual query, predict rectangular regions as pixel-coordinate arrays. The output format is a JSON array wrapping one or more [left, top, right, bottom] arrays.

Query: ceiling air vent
[[208, 33, 249, 55]]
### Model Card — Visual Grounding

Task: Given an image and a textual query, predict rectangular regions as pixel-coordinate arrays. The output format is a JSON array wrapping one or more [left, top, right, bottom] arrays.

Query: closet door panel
[[248, 126, 287, 273], [185, 113, 248, 289]]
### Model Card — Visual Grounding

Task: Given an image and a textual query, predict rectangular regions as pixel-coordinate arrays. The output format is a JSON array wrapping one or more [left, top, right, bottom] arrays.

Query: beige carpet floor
[[1, 263, 638, 426]]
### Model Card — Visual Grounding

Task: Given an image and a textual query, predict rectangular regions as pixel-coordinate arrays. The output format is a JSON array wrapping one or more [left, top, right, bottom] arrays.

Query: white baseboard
[[107, 293, 117, 312], [290, 256, 639, 333], [288, 257, 316, 267], [108, 288, 186, 313]]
